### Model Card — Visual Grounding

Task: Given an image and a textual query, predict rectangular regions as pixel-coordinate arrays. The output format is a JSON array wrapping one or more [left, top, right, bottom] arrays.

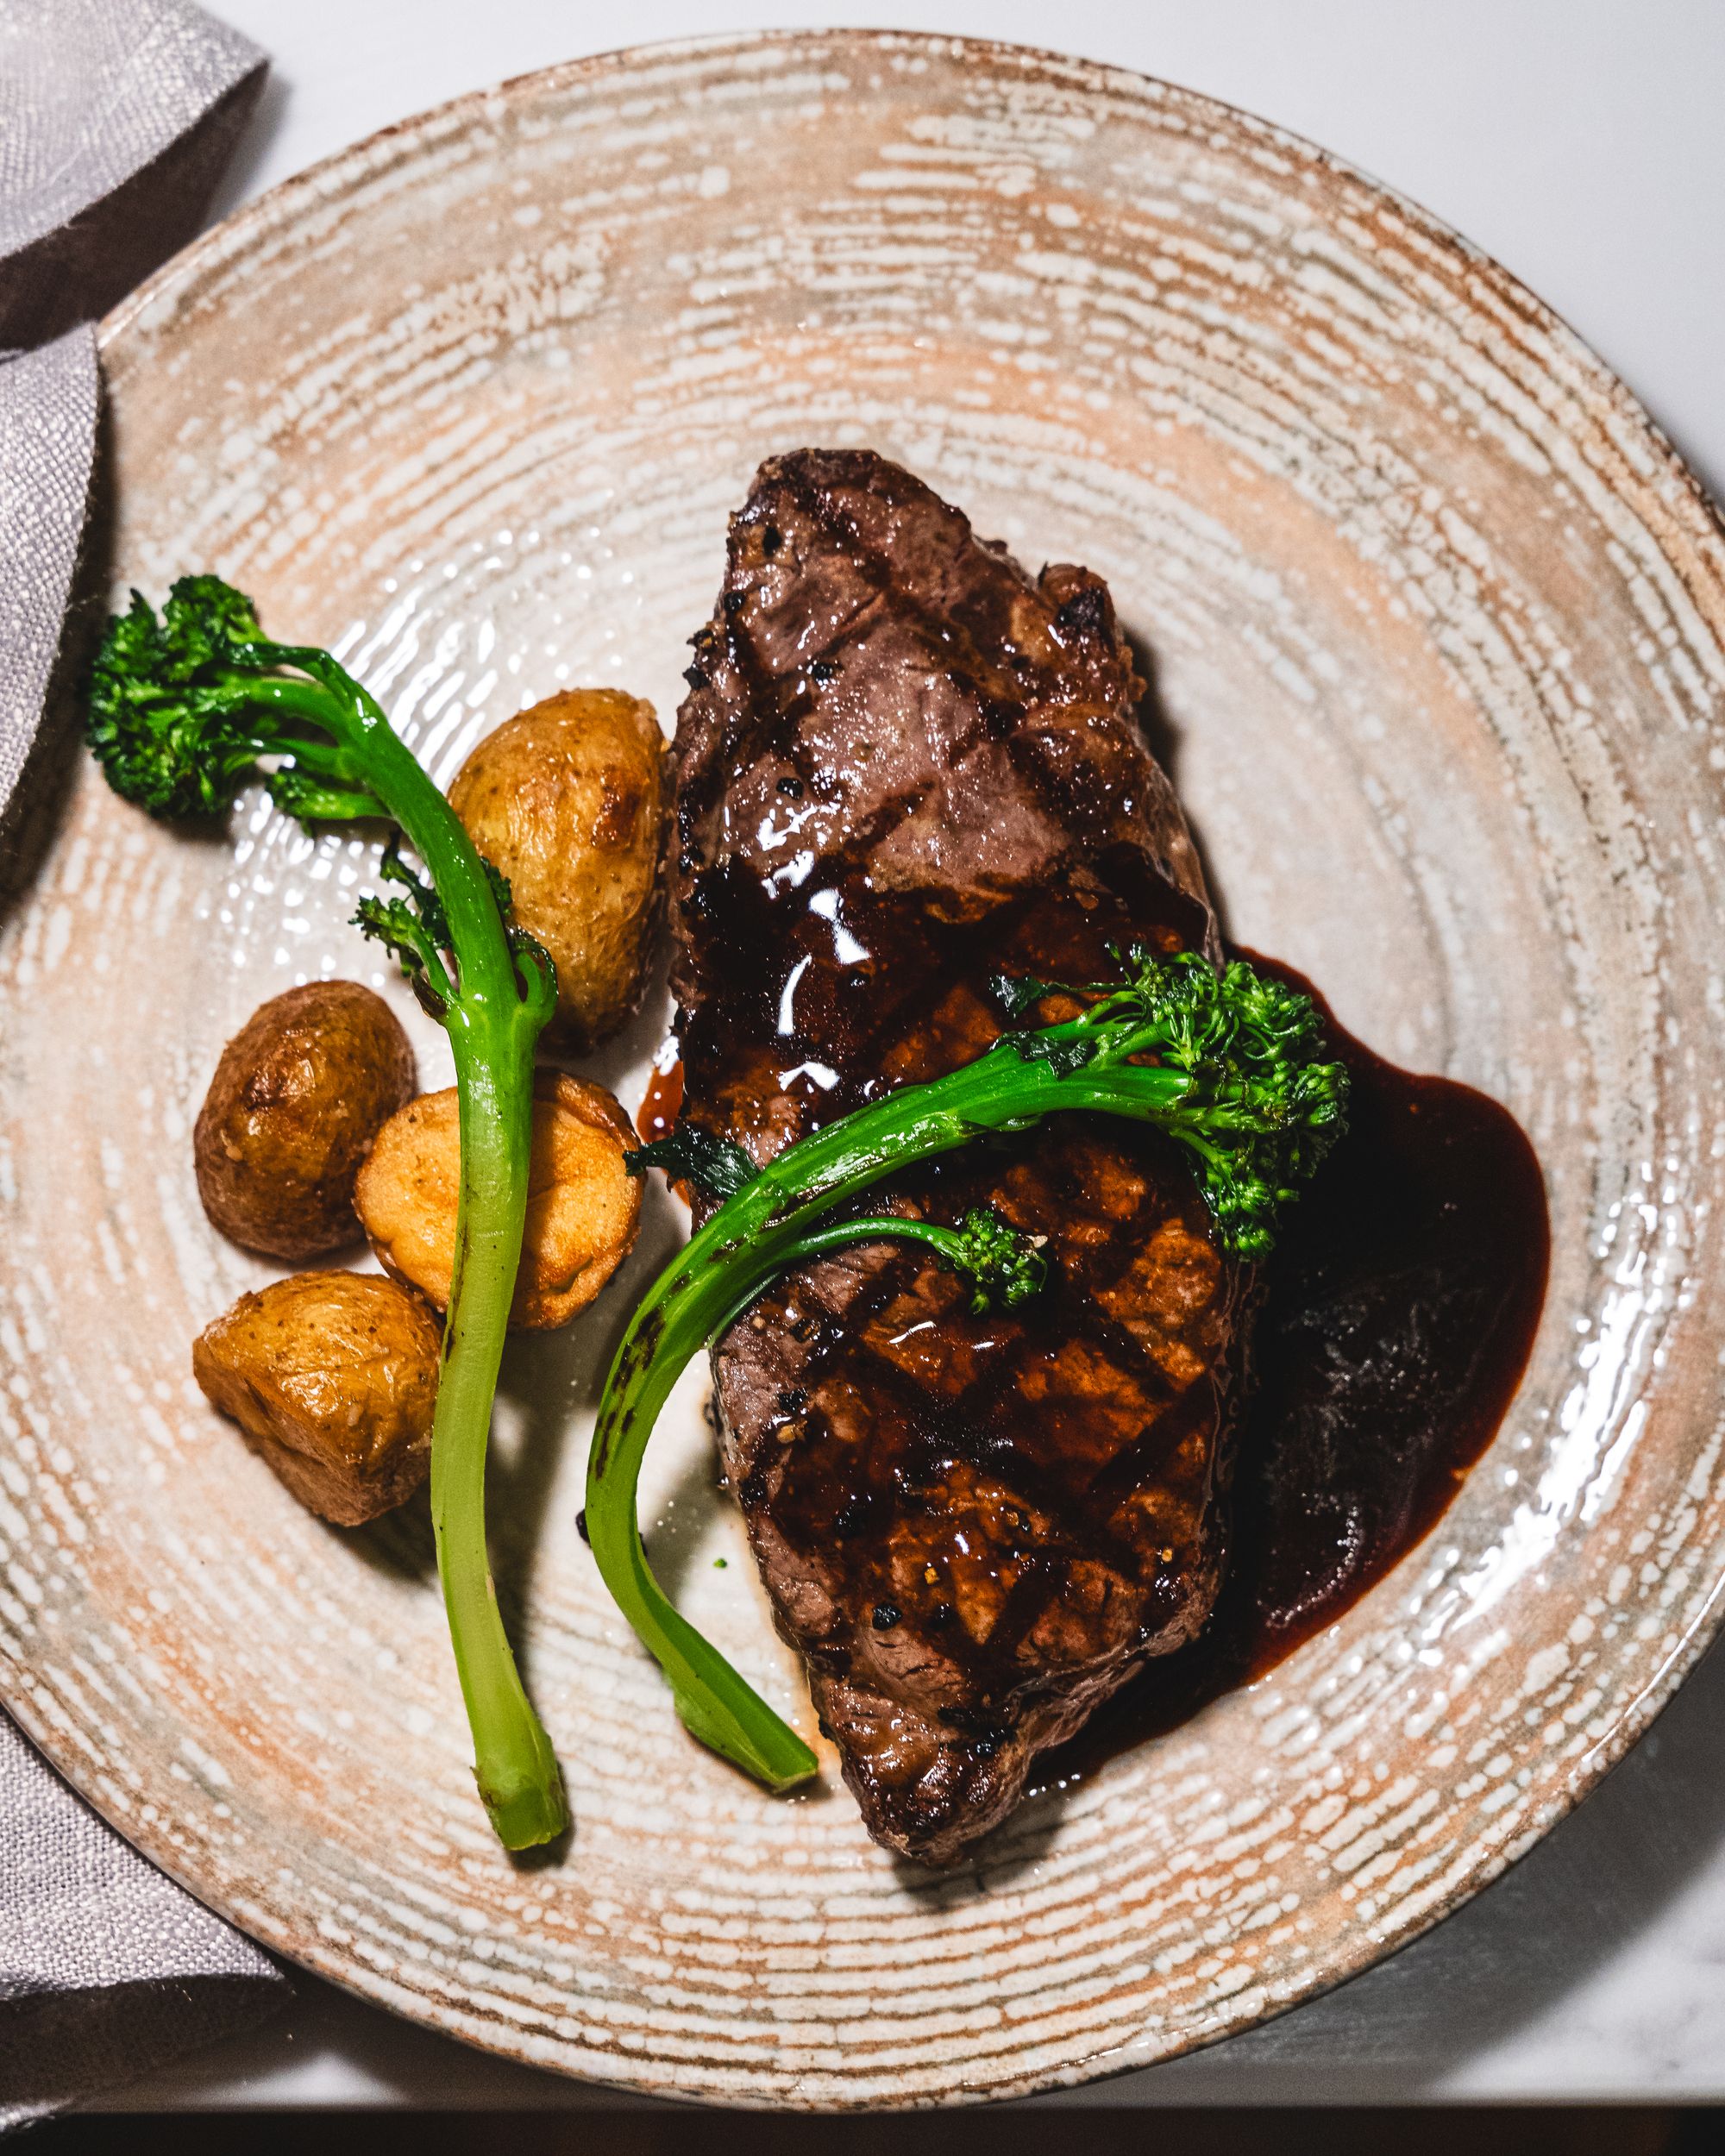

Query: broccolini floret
[[586, 943, 1350, 1793], [89, 577, 565, 1849]]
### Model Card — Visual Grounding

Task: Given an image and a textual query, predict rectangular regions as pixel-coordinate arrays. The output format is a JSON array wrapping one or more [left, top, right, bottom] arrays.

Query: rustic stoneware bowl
[[3, 28, 1724, 2109]]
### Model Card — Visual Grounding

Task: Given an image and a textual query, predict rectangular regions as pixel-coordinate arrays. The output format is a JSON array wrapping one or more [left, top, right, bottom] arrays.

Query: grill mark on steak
[[670, 448, 1254, 1861]]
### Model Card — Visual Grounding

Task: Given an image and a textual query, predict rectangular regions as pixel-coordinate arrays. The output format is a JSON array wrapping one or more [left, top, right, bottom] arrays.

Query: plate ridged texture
[[3, 28, 1724, 2109]]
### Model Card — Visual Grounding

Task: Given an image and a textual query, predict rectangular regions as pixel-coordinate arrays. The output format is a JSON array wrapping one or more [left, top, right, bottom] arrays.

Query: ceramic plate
[[3, 29, 1724, 2109]]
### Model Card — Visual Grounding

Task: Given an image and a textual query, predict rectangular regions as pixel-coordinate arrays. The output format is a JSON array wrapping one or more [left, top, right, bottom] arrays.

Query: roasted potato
[[192, 1271, 441, 1526], [354, 1071, 641, 1328], [447, 690, 668, 1050], [194, 981, 415, 1260]]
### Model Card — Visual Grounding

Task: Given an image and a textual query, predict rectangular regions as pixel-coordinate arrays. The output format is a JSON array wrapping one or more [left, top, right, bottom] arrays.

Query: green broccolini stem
[[251, 672, 566, 1846], [586, 949, 1347, 1789], [584, 1052, 1182, 1789], [582, 1177, 1058, 1791], [351, 708, 561, 1844], [788, 1210, 1045, 1315], [252, 667, 565, 1844], [86, 584, 564, 1849]]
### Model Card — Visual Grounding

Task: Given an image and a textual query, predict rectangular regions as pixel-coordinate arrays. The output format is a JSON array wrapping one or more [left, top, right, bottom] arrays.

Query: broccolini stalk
[[587, 946, 1349, 1789], [585, 1198, 1047, 1790], [88, 578, 564, 1848]]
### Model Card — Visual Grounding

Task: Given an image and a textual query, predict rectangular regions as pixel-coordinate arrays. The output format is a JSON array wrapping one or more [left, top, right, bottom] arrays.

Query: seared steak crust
[[670, 449, 1253, 1861]]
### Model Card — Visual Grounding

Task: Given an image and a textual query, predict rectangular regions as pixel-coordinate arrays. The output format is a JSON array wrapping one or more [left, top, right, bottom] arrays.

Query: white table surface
[[111, 0, 1725, 2110]]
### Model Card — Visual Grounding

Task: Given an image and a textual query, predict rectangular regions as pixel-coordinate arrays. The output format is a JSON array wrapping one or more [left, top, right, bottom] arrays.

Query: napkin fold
[[0, 0, 266, 347], [0, 1730, 283, 2129], [1, 0, 287, 2128], [0, 328, 98, 817], [1, 0, 268, 812]]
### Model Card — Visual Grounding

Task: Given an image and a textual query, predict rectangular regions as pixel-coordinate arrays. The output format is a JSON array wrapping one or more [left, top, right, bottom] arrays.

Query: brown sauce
[[678, 878, 1258, 1729], [653, 927, 1548, 1772], [637, 1044, 685, 1146], [1037, 953, 1549, 1779]]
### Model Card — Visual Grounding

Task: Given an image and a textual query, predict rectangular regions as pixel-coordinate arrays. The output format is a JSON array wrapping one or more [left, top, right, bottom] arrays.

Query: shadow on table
[[28, 2098, 1716, 2153]]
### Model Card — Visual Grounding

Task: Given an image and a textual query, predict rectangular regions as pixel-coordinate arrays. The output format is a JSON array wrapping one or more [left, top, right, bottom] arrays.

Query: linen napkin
[[1, 0, 288, 2127], [1, 0, 268, 810]]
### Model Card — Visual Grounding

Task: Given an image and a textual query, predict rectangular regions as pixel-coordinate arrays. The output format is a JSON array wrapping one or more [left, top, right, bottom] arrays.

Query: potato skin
[[448, 690, 668, 1050], [354, 1071, 642, 1329], [192, 1271, 442, 1526], [194, 981, 416, 1260]]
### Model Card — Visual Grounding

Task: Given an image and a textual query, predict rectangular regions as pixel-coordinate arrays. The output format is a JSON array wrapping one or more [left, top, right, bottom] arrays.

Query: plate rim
[[8, 20, 1720, 2108]]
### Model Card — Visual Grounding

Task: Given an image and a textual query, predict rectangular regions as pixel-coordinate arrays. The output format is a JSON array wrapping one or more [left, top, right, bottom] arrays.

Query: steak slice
[[669, 449, 1255, 1862]]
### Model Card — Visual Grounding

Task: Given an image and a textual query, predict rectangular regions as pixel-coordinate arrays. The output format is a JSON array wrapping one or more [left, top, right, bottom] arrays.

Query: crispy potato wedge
[[194, 981, 415, 1260], [355, 1071, 642, 1328], [192, 1271, 441, 1526], [448, 689, 668, 1050]]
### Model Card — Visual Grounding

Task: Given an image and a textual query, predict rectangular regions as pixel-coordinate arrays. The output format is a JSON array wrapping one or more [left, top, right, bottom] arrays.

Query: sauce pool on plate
[[637, 948, 1550, 1775], [1041, 954, 1550, 1776]]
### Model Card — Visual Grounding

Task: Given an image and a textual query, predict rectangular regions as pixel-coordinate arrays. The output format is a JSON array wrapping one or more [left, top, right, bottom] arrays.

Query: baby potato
[[192, 1271, 441, 1526], [354, 1071, 642, 1329], [448, 689, 668, 1050], [194, 981, 415, 1260]]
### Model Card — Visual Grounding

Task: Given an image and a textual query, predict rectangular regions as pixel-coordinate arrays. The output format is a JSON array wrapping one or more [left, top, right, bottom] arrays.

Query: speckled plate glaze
[[3, 28, 1724, 2109]]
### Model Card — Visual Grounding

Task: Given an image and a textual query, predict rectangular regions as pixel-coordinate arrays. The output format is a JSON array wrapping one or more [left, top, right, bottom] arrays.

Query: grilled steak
[[670, 449, 1255, 1862]]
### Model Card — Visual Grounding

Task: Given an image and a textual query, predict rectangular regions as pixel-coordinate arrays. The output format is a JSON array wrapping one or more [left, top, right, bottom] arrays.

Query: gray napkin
[[0, 1733, 282, 2128], [0, 329, 98, 818], [1, 0, 268, 812], [1, 0, 287, 2128], [0, 0, 267, 347]]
